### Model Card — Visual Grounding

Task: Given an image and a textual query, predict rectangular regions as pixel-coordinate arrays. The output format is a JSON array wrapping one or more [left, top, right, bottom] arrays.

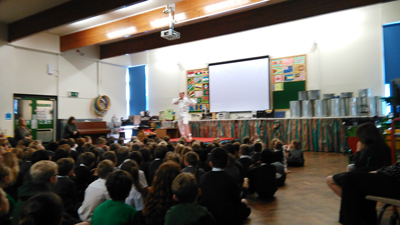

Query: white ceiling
[[0, 0, 182, 36]]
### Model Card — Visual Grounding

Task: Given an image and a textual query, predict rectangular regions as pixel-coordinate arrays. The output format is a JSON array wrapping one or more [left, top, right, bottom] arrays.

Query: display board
[[187, 68, 209, 113], [271, 55, 307, 110]]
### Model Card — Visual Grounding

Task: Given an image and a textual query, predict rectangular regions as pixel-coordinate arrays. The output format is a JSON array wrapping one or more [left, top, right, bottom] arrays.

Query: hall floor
[[244, 151, 394, 225]]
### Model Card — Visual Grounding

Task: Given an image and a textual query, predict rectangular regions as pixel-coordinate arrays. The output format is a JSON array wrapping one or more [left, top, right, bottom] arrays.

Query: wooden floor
[[244, 151, 394, 225]]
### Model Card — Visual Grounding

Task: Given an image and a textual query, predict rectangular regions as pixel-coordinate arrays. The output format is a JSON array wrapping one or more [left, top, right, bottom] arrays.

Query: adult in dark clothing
[[326, 122, 392, 197], [63, 116, 80, 139], [11, 160, 58, 225], [74, 152, 96, 202], [14, 118, 32, 142], [147, 145, 167, 186], [339, 163, 400, 225], [247, 149, 278, 198], [199, 148, 250, 225]]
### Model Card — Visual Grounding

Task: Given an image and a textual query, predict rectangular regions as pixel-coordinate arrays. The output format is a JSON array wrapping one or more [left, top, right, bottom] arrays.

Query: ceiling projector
[[161, 29, 180, 40]]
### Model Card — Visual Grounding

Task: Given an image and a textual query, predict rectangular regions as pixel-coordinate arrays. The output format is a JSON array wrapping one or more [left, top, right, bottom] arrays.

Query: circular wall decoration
[[92, 95, 111, 117]]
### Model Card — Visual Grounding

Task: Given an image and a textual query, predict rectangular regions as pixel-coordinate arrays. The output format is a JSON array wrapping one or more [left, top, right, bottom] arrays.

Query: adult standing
[[172, 92, 196, 139], [64, 116, 80, 139], [14, 118, 32, 142]]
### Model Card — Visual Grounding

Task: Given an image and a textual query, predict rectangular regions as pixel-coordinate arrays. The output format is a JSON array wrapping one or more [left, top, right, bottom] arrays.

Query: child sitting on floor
[[165, 173, 216, 225], [287, 140, 305, 167], [91, 170, 139, 225]]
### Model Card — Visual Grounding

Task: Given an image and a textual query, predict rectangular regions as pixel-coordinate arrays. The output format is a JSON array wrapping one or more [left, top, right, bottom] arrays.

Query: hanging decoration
[[92, 95, 111, 118]]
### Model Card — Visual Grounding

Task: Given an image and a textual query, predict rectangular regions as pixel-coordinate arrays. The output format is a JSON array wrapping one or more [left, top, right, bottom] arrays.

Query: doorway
[[14, 94, 57, 143]]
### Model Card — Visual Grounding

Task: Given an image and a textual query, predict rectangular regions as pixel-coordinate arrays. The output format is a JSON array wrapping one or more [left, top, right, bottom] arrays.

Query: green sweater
[[164, 203, 216, 225], [91, 200, 138, 225]]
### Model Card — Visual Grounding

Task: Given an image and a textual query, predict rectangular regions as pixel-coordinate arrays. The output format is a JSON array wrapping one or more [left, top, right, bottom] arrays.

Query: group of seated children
[[0, 133, 304, 225]]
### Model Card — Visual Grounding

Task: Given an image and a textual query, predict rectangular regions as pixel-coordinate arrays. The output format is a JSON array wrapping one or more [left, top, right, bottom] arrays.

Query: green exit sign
[[68, 91, 79, 97]]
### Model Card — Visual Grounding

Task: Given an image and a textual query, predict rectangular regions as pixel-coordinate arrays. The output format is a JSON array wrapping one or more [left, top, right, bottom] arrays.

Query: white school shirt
[[78, 178, 110, 222], [125, 185, 144, 211]]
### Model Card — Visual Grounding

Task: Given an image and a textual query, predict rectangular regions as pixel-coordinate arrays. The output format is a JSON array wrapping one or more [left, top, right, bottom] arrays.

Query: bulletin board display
[[270, 55, 307, 110], [187, 68, 209, 113]]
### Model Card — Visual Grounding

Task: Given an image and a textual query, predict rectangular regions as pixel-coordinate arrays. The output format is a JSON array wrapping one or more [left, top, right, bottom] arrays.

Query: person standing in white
[[172, 92, 196, 139]]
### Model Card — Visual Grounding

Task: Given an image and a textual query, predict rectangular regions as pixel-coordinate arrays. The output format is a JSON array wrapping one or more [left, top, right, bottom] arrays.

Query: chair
[[366, 195, 400, 225]]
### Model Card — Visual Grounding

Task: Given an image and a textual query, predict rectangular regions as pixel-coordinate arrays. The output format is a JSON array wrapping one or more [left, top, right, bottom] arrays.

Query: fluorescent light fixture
[[150, 13, 187, 28], [204, 0, 251, 13], [107, 26, 137, 38]]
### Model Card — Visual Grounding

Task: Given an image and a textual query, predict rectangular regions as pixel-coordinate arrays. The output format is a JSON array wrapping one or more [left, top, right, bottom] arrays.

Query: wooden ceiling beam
[[100, 0, 394, 59], [60, 0, 284, 52], [8, 0, 147, 42]]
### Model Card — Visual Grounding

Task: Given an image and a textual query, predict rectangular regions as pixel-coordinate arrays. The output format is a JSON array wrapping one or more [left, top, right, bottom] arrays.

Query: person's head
[[0, 188, 9, 216], [128, 151, 142, 165], [97, 159, 114, 179], [67, 116, 75, 125], [261, 149, 274, 164], [84, 136, 92, 144], [56, 158, 75, 177], [290, 140, 301, 150], [0, 163, 11, 188], [254, 142, 263, 153], [270, 138, 281, 149], [30, 160, 58, 185], [31, 150, 50, 164], [172, 173, 199, 203], [18, 118, 27, 127], [47, 141, 59, 152], [116, 146, 130, 166], [12, 147, 23, 160], [151, 161, 182, 193], [139, 148, 150, 162], [242, 136, 250, 144], [120, 160, 142, 194], [185, 151, 199, 167], [96, 137, 107, 147], [3, 152, 19, 183], [275, 141, 283, 150], [164, 152, 180, 164], [163, 136, 170, 142], [132, 143, 141, 151], [154, 145, 167, 159], [106, 171, 133, 201], [22, 148, 36, 161], [80, 152, 96, 168], [76, 138, 86, 147], [110, 143, 120, 152], [102, 151, 117, 166], [210, 147, 228, 169], [52, 149, 69, 162], [179, 91, 184, 98], [58, 144, 71, 153], [191, 142, 201, 151], [239, 144, 251, 156], [20, 192, 63, 225], [117, 138, 124, 145], [356, 122, 384, 146]]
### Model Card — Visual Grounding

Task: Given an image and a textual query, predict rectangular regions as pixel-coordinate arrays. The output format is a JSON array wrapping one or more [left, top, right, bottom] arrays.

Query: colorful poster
[[194, 84, 202, 91], [273, 75, 284, 83], [195, 70, 203, 76], [294, 56, 305, 64], [166, 109, 173, 120], [202, 96, 209, 103], [187, 71, 195, 77], [187, 78, 194, 85], [188, 91, 195, 98], [283, 58, 293, 65], [203, 90, 209, 96], [203, 83, 209, 89], [285, 74, 294, 81], [187, 85, 194, 91], [295, 64, 305, 72], [273, 83, 283, 91], [272, 59, 283, 67], [203, 76, 209, 82], [283, 66, 293, 73], [202, 70, 209, 75], [195, 91, 203, 97], [294, 72, 306, 80], [194, 77, 202, 83], [272, 67, 283, 75]]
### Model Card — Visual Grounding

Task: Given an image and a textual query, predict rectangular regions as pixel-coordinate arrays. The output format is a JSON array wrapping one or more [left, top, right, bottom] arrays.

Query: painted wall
[[132, 1, 400, 116], [0, 32, 128, 136]]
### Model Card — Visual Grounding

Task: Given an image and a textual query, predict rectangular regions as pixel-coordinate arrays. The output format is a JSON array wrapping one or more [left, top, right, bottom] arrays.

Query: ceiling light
[[150, 13, 187, 28], [204, 0, 252, 13]]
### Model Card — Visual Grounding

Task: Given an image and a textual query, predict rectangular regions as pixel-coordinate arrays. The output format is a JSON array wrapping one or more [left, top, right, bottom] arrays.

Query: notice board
[[270, 55, 307, 110]]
